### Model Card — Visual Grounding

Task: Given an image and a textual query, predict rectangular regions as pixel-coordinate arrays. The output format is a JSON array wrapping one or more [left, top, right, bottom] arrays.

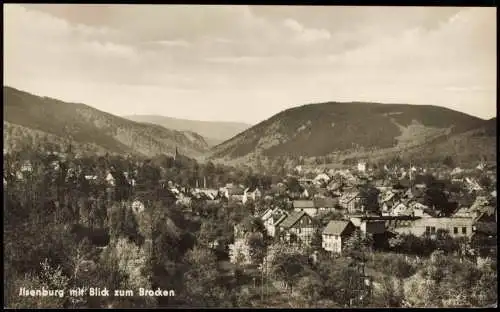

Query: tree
[[197, 222, 218, 248], [403, 273, 442, 307], [344, 230, 372, 262], [6, 259, 70, 308], [310, 229, 323, 251], [424, 185, 448, 211], [477, 175, 492, 191], [472, 262, 498, 307], [297, 271, 323, 306], [183, 246, 228, 307], [286, 176, 303, 194], [434, 229, 460, 254], [272, 252, 308, 294], [373, 275, 403, 307], [359, 184, 380, 212], [442, 155, 455, 168], [319, 257, 364, 307], [247, 232, 266, 265]]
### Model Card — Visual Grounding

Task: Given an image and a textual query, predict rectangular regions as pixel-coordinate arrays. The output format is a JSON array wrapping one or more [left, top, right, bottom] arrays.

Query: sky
[[4, 4, 497, 124]]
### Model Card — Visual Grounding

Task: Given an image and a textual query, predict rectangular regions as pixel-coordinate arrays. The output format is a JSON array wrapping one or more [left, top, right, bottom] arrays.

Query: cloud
[[204, 56, 266, 65], [4, 5, 496, 123], [82, 40, 138, 59], [283, 18, 332, 43], [151, 40, 192, 48]]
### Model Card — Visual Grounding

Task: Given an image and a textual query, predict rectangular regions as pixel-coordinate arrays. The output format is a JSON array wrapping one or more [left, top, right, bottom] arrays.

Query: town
[[4, 146, 497, 308]]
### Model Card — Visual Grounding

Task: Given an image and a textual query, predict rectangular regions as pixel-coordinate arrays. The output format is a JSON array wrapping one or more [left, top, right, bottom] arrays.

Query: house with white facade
[[357, 161, 367, 173], [261, 208, 288, 238], [243, 187, 262, 204], [322, 220, 356, 254]]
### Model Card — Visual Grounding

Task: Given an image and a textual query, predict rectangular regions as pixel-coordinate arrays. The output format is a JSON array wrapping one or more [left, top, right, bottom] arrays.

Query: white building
[[357, 161, 367, 173], [322, 220, 356, 254]]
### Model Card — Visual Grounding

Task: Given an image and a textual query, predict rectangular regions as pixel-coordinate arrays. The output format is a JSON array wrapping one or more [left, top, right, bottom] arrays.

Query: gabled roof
[[274, 214, 288, 226], [280, 211, 309, 229], [293, 200, 315, 209], [323, 220, 352, 235], [228, 186, 245, 195], [327, 181, 342, 191], [341, 191, 362, 203], [206, 199, 221, 205], [245, 186, 260, 193], [313, 197, 338, 208]]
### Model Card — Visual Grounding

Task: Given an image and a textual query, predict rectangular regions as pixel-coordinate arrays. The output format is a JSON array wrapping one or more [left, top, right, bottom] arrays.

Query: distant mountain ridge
[[210, 101, 493, 165], [3, 86, 209, 157], [123, 115, 251, 147]]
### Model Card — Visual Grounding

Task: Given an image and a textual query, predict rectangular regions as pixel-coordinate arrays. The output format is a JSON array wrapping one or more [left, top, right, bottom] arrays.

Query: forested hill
[[3, 86, 209, 158], [210, 101, 487, 163]]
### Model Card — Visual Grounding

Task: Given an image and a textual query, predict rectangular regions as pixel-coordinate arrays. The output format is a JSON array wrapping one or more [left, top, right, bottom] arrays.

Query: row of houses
[[248, 200, 497, 255]]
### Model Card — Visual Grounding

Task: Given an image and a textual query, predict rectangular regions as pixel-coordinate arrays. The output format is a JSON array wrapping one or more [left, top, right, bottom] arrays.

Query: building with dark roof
[[322, 220, 356, 254], [278, 211, 316, 246]]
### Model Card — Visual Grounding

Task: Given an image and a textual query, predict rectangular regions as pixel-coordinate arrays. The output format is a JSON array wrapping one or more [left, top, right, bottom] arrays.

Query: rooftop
[[293, 200, 315, 209], [280, 211, 308, 229], [323, 220, 351, 235]]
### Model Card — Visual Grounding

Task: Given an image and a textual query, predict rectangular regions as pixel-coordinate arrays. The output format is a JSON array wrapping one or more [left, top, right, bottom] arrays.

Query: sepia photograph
[[3, 3, 497, 308]]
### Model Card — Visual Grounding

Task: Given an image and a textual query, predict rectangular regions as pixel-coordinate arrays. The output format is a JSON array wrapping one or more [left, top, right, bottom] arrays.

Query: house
[[314, 173, 331, 185], [123, 172, 137, 187], [379, 190, 399, 213], [272, 214, 289, 238], [394, 217, 476, 238], [403, 187, 425, 202], [465, 177, 483, 193], [313, 197, 339, 214], [357, 161, 367, 173], [327, 180, 343, 192], [278, 211, 316, 246], [301, 188, 310, 199], [410, 202, 432, 217], [453, 206, 479, 219], [225, 186, 246, 202], [20, 161, 33, 173], [84, 175, 98, 183], [50, 160, 60, 171], [261, 208, 288, 238], [339, 191, 363, 213], [105, 171, 116, 187], [293, 200, 317, 217], [470, 196, 491, 211], [298, 178, 314, 186], [451, 167, 464, 176], [204, 198, 220, 205], [349, 215, 387, 235], [131, 200, 145, 214], [322, 220, 356, 254], [197, 188, 220, 200], [243, 187, 262, 204], [390, 201, 413, 217]]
